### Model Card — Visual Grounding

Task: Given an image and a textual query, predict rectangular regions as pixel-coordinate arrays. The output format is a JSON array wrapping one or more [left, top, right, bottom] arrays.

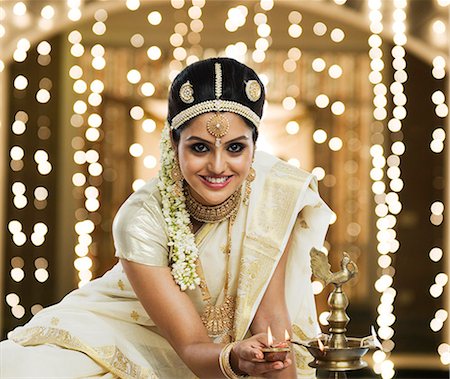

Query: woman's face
[[176, 112, 255, 206]]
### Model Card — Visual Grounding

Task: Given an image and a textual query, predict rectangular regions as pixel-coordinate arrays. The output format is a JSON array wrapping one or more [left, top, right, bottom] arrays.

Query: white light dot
[[72, 173, 86, 187], [312, 167, 326, 180], [6, 293, 20, 307], [288, 24, 302, 38], [13, 2, 27, 16], [328, 64, 343, 79], [329, 137, 343, 151], [429, 247, 443, 262], [431, 201, 444, 215], [319, 311, 330, 326], [285, 121, 300, 135], [129, 143, 144, 157], [315, 94, 329, 108], [147, 46, 162, 60], [130, 106, 144, 120], [14, 75, 28, 90], [313, 22, 327, 36], [331, 101, 345, 115], [141, 82, 155, 97], [144, 155, 157, 169], [312, 280, 324, 295], [282, 97, 296, 111], [36, 89, 51, 103], [142, 119, 157, 133], [10, 146, 24, 160], [432, 91, 445, 105], [312, 58, 326, 72], [288, 11, 302, 24], [330, 28, 345, 42], [430, 283, 443, 298], [132, 179, 146, 191], [313, 129, 327, 144], [436, 103, 449, 118], [126, 0, 140, 11], [288, 158, 300, 168], [12, 305, 25, 319], [127, 69, 141, 84], [391, 141, 405, 155], [11, 268, 25, 282], [147, 11, 162, 25], [130, 34, 144, 48]]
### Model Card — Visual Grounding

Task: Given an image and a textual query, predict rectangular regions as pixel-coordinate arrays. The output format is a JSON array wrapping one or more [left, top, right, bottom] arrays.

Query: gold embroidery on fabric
[[10, 326, 155, 379], [308, 317, 314, 325], [118, 279, 125, 290], [293, 324, 311, 341], [234, 161, 309, 339], [130, 310, 139, 321], [50, 317, 59, 326]]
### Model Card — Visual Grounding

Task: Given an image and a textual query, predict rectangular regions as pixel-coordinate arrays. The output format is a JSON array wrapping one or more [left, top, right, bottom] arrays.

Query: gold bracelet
[[219, 342, 246, 379]]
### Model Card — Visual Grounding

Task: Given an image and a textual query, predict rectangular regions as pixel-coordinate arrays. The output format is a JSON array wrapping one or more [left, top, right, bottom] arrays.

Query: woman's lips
[[199, 175, 233, 189]]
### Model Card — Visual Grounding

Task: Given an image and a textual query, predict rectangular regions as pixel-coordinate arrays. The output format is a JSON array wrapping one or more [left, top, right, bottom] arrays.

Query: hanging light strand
[[367, 1, 397, 378], [429, 1, 449, 366]]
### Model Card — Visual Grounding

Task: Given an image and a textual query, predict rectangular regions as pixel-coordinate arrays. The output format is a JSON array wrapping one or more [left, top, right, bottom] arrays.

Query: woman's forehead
[[182, 112, 253, 137]]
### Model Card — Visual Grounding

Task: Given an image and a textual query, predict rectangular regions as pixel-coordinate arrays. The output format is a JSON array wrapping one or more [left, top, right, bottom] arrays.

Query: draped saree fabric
[[1, 151, 332, 379]]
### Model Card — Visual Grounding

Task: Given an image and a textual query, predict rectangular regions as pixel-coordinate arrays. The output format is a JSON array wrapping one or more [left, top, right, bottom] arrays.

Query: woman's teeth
[[204, 176, 229, 184]]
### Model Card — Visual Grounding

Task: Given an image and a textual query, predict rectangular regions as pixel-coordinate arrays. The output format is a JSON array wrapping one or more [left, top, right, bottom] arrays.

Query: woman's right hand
[[230, 333, 292, 377]]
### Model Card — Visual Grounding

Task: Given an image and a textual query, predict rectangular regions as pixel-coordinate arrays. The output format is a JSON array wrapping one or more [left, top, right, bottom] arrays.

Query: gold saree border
[[10, 326, 156, 379], [234, 160, 312, 340]]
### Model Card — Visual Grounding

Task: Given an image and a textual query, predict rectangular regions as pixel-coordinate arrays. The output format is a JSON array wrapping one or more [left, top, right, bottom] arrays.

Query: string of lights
[[429, 0, 449, 365]]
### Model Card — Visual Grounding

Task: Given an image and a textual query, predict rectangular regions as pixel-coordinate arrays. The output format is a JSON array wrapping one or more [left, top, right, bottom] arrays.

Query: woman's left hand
[[230, 333, 292, 377]]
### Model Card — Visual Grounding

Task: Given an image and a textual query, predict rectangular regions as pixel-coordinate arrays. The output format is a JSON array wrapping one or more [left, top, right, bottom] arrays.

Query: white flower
[[158, 122, 200, 290]]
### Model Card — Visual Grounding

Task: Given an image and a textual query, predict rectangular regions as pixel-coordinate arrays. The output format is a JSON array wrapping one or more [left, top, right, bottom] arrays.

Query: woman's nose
[[209, 151, 226, 174]]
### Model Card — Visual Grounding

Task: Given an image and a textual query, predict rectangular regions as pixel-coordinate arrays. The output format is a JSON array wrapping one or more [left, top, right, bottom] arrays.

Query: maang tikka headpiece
[[206, 63, 230, 147]]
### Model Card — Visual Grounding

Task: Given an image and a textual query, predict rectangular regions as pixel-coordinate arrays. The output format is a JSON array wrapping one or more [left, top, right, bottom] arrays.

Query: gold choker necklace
[[185, 187, 242, 223]]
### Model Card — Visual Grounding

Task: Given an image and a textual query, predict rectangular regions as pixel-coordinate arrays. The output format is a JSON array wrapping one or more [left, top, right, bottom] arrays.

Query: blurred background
[[0, 0, 449, 378]]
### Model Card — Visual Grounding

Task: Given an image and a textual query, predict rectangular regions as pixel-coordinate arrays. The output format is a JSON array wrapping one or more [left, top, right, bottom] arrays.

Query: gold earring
[[244, 166, 256, 206], [171, 160, 184, 197]]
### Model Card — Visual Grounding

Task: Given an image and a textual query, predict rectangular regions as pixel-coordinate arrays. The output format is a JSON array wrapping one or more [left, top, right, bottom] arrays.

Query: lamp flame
[[267, 326, 273, 346], [285, 329, 290, 341]]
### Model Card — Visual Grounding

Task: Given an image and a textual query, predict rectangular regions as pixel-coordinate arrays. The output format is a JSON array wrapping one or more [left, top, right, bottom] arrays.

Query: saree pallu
[[3, 151, 332, 379]]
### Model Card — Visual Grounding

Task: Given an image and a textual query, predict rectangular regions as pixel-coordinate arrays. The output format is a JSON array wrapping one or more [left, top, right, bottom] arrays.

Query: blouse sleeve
[[112, 180, 169, 267]]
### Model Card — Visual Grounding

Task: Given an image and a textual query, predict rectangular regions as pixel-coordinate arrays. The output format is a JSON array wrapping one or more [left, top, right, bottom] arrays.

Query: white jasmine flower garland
[[158, 123, 201, 291]]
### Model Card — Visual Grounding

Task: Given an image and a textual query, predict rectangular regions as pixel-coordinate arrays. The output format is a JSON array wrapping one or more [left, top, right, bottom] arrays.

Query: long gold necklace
[[196, 215, 237, 343], [185, 189, 241, 342]]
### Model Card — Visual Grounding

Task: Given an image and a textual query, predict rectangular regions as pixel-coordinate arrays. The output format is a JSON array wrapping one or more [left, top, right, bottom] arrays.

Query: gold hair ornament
[[179, 81, 194, 104], [245, 80, 262, 102]]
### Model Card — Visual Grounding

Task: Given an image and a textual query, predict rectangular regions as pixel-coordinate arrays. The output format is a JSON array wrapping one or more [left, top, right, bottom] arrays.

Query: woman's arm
[[249, 237, 297, 379], [121, 259, 288, 378]]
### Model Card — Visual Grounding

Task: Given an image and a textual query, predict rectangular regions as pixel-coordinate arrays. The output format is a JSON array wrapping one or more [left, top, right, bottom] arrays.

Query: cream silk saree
[[3, 151, 332, 379]]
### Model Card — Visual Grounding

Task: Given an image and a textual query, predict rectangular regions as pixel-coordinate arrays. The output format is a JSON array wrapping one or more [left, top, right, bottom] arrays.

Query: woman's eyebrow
[[185, 136, 213, 143], [225, 135, 249, 144]]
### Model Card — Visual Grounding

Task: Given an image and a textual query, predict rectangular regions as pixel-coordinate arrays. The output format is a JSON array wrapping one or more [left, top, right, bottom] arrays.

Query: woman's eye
[[191, 143, 209, 153], [228, 143, 245, 153]]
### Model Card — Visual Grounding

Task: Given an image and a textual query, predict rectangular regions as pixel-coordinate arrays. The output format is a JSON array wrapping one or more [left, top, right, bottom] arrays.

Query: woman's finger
[[239, 359, 290, 377]]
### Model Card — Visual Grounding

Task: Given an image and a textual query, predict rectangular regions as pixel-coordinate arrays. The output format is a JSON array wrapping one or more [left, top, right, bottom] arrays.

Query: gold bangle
[[219, 342, 246, 379]]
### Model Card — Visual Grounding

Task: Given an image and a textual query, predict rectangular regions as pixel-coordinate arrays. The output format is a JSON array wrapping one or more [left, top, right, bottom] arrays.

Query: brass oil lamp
[[291, 248, 381, 379]]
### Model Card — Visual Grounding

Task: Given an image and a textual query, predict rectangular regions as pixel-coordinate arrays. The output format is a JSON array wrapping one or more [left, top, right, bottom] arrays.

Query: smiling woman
[[1, 58, 332, 379], [177, 112, 254, 207]]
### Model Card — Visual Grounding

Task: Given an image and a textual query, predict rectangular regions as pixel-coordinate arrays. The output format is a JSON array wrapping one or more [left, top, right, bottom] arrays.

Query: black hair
[[168, 57, 264, 144]]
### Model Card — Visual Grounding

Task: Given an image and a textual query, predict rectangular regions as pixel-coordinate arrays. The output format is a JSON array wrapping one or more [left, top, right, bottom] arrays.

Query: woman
[[1, 58, 332, 378]]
